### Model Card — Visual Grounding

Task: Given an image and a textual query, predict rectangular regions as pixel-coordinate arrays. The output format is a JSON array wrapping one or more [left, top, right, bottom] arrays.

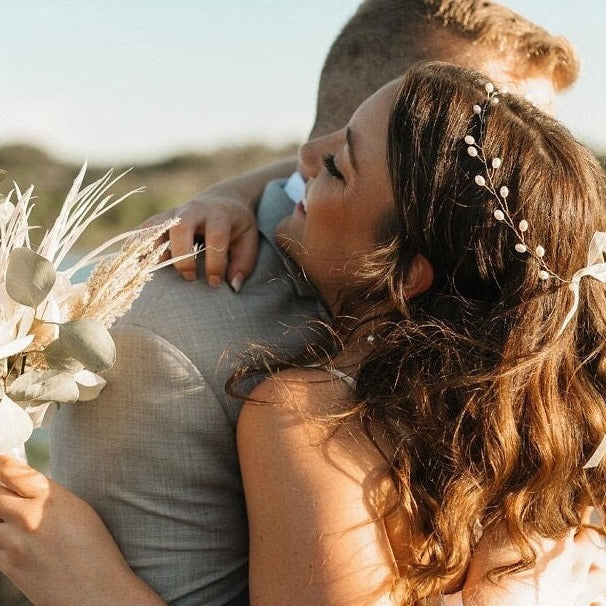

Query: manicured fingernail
[[230, 272, 244, 293], [208, 275, 222, 288], [183, 271, 197, 281]]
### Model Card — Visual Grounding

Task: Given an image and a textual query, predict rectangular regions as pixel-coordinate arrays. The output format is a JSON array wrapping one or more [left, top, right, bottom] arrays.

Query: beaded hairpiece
[[466, 82, 606, 469], [465, 83, 560, 283]]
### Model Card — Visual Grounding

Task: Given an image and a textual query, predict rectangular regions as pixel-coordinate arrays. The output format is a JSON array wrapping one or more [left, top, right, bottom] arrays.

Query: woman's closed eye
[[323, 154, 345, 182]]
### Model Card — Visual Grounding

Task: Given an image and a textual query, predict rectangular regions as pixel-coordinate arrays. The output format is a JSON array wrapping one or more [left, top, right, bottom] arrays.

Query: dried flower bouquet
[[0, 165, 178, 459]]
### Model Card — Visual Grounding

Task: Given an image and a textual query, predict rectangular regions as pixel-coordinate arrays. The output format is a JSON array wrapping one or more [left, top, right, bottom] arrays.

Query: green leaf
[[7, 369, 79, 404], [58, 318, 116, 372], [6, 248, 56, 308], [43, 339, 85, 372]]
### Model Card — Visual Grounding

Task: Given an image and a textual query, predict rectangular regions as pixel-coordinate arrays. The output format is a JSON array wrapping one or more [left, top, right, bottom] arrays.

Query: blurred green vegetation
[[0, 141, 298, 251]]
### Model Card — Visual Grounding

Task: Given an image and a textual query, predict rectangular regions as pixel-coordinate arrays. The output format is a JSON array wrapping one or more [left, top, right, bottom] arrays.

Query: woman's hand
[[463, 522, 606, 605], [0, 456, 166, 606], [142, 194, 259, 290], [142, 157, 297, 287]]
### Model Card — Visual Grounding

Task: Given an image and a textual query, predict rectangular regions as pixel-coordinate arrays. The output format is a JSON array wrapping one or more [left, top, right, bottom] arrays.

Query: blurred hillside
[[2, 145, 603, 251], [0, 142, 299, 250]]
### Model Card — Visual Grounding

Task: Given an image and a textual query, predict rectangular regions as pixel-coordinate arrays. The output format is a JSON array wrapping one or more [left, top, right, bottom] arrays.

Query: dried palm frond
[[37, 164, 145, 269]]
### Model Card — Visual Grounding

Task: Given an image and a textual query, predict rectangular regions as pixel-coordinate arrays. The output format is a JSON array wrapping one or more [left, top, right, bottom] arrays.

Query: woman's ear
[[405, 254, 433, 299]]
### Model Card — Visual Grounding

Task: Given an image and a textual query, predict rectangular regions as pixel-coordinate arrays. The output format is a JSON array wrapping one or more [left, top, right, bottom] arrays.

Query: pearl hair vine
[[465, 82, 560, 284], [466, 82, 606, 469]]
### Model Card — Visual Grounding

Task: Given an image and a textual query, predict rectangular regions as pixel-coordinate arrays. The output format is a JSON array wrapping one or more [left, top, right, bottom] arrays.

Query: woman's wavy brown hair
[[336, 61, 606, 601]]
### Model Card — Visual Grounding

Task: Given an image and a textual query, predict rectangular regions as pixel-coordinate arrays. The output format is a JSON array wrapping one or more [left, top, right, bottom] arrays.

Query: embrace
[[1, 1, 606, 605]]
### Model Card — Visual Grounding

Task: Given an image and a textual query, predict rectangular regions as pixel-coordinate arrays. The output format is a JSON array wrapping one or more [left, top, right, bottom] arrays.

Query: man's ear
[[405, 254, 433, 299]]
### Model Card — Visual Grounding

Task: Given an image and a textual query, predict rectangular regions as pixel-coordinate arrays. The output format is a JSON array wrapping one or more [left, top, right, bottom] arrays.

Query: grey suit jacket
[[50, 180, 326, 605]]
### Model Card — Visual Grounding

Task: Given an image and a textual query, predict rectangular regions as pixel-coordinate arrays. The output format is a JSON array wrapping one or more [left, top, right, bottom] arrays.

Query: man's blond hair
[[311, 0, 578, 137]]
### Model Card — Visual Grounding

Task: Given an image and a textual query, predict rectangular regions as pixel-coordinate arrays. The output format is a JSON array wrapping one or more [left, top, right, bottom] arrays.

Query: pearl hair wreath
[[466, 82, 560, 284], [467, 82, 606, 469]]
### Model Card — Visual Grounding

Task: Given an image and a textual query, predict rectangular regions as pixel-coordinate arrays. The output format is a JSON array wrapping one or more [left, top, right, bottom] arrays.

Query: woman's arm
[[0, 456, 167, 606], [238, 369, 403, 605]]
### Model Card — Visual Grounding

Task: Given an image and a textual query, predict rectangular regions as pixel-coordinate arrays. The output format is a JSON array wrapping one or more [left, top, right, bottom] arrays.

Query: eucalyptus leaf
[[58, 318, 116, 372], [44, 339, 85, 372], [7, 369, 79, 404], [6, 248, 56, 308]]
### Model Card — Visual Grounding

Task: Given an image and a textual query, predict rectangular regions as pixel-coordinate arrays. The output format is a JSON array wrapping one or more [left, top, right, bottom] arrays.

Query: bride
[[0, 62, 605, 605]]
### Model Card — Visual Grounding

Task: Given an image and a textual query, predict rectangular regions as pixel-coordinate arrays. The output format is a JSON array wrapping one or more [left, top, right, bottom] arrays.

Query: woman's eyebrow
[[346, 127, 358, 172]]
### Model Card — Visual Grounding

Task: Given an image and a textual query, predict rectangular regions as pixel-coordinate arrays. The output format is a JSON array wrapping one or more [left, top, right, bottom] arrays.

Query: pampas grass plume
[[67, 218, 179, 328]]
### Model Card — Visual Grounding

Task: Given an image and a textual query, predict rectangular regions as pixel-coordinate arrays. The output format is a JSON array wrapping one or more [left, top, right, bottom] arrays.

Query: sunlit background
[[2, 0, 605, 164]]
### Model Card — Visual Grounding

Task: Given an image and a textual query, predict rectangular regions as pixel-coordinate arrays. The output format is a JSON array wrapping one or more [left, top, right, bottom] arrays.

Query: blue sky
[[2, 1, 604, 163]]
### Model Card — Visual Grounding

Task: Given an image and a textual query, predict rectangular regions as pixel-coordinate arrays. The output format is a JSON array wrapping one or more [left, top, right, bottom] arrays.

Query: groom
[[50, 1, 579, 605]]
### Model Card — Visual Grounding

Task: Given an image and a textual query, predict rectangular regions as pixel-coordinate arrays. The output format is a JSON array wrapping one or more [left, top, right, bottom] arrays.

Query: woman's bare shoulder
[[237, 366, 392, 498], [237, 367, 350, 455], [237, 368, 403, 605], [247, 366, 351, 413]]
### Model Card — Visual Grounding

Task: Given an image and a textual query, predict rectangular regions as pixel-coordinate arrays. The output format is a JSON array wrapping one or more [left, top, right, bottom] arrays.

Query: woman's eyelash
[[323, 154, 345, 181]]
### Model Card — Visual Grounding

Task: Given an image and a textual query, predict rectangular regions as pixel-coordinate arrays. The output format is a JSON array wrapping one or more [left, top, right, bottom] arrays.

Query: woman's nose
[[298, 129, 345, 179], [298, 139, 324, 179]]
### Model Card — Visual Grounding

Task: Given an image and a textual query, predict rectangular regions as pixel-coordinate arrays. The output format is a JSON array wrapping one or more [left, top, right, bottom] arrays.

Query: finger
[[226, 227, 259, 293], [169, 219, 199, 281], [203, 215, 232, 287], [0, 485, 40, 525], [0, 456, 49, 499]]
